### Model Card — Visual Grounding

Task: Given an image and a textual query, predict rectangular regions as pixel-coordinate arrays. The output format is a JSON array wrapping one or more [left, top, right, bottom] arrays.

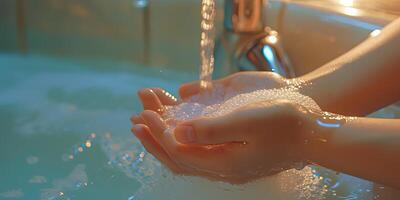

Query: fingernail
[[174, 125, 195, 143], [130, 115, 137, 121], [131, 125, 143, 135]]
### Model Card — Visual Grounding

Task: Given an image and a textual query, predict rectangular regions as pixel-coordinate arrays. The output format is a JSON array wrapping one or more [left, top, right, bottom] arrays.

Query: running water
[[124, 1, 372, 199], [199, 0, 217, 90]]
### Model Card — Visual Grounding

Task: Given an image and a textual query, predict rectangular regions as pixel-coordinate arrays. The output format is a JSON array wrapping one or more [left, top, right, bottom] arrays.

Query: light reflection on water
[[83, 131, 376, 200], [40, 164, 88, 200]]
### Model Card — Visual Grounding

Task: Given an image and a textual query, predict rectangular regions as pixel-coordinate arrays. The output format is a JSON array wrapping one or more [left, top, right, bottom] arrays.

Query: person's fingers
[[131, 115, 145, 125], [178, 81, 202, 100], [170, 141, 246, 178], [178, 71, 268, 100], [140, 110, 167, 138], [179, 76, 235, 100], [132, 123, 208, 177], [139, 110, 200, 168], [151, 88, 178, 106], [174, 100, 280, 145], [140, 110, 248, 178], [140, 110, 177, 150], [131, 124, 238, 180], [138, 89, 164, 113], [174, 113, 251, 145], [139, 111, 222, 160], [131, 124, 183, 174]]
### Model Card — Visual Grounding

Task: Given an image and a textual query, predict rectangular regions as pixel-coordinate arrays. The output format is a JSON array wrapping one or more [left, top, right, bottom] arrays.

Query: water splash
[[41, 164, 88, 200]]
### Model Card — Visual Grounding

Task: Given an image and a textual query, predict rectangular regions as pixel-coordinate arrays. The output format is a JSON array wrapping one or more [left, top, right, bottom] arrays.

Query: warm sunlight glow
[[85, 141, 92, 148], [370, 29, 382, 37], [343, 7, 360, 16], [265, 35, 278, 44], [339, 0, 354, 7]]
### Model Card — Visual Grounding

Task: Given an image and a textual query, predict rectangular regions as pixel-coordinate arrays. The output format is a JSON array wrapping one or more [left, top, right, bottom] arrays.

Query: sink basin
[[0, 0, 399, 199], [264, 0, 396, 76]]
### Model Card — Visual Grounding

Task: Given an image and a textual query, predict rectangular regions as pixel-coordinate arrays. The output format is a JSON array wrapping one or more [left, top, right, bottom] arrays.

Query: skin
[[131, 18, 400, 188], [304, 115, 400, 190], [299, 17, 400, 116]]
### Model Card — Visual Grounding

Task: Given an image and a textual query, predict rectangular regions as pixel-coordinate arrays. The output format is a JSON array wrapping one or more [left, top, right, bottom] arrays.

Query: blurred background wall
[[0, 0, 224, 70]]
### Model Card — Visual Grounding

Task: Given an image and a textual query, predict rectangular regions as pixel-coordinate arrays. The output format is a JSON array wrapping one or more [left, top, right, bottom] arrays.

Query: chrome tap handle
[[224, 0, 264, 33]]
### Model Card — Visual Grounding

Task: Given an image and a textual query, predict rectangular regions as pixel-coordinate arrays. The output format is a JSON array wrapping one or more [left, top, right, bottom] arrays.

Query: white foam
[[164, 86, 320, 122]]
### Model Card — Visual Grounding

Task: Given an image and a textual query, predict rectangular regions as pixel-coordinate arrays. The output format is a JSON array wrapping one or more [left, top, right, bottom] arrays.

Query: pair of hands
[[130, 72, 314, 184]]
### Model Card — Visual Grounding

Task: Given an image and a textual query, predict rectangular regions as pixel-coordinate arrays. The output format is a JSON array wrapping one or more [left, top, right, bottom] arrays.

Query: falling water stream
[[0, 0, 393, 199], [199, 0, 217, 90]]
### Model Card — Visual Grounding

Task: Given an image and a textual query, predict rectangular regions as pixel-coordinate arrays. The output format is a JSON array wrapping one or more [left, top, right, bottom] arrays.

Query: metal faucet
[[214, 0, 294, 78], [16, 0, 27, 54], [134, 0, 151, 65]]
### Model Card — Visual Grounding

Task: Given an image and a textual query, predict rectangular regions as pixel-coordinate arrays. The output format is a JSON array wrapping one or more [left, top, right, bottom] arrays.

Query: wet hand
[[131, 71, 287, 129], [179, 71, 287, 100], [130, 87, 314, 184]]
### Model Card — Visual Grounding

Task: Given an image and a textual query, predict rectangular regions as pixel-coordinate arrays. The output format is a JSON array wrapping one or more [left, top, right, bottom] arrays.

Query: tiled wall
[[0, 1, 18, 52], [0, 0, 224, 71]]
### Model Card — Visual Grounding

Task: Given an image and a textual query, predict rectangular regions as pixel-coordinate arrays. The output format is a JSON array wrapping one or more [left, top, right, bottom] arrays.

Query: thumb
[[174, 114, 248, 144]]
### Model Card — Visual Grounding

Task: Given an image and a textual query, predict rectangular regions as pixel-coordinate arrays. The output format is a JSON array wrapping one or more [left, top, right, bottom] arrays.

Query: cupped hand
[[130, 78, 315, 184], [179, 71, 287, 101], [131, 71, 287, 128]]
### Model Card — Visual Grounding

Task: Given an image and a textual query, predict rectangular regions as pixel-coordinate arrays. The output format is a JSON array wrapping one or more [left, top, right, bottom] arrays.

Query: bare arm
[[303, 116, 400, 188], [299, 18, 400, 116], [131, 91, 400, 188], [130, 17, 400, 189], [288, 18, 400, 188]]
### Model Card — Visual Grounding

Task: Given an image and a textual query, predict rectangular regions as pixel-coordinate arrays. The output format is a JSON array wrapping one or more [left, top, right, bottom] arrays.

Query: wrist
[[286, 73, 336, 114], [281, 104, 320, 166], [298, 109, 347, 165], [298, 109, 321, 164]]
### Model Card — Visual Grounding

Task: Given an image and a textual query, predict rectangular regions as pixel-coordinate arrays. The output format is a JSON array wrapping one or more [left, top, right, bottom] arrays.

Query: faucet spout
[[214, 0, 295, 78], [224, 0, 264, 33]]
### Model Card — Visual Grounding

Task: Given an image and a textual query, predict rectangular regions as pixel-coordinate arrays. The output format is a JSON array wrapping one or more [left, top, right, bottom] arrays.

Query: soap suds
[[164, 85, 320, 122]]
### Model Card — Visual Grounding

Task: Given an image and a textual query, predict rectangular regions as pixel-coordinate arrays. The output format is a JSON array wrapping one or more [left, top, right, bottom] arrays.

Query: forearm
[[298, 18, 400, 116], [303, 116, 400, 188]]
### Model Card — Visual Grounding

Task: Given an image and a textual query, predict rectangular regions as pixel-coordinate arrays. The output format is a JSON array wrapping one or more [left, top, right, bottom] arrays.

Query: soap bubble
[[164, 85, 321, 122]]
